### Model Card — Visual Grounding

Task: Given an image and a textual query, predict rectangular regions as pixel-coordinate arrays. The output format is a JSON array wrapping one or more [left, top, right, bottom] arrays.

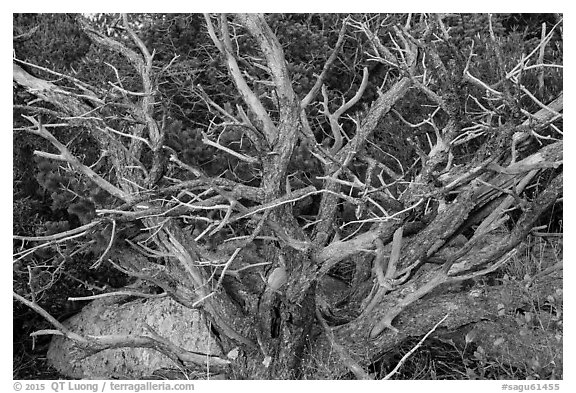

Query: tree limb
[[22, 116, 134, 203]]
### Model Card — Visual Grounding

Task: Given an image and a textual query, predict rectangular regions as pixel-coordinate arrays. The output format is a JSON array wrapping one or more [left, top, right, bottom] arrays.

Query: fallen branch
[[383, 313, 449, 379]]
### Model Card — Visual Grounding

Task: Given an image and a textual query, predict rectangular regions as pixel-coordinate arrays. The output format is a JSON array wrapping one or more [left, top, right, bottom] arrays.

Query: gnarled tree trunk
[[13, 13, 562, 379]]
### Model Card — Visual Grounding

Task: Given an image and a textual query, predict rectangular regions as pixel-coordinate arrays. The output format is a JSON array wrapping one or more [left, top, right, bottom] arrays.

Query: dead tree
[[13, 13, 562, 379]]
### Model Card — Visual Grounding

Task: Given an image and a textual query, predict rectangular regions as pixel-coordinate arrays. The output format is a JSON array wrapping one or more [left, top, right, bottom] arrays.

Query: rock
[[47, 296, 221, 379]]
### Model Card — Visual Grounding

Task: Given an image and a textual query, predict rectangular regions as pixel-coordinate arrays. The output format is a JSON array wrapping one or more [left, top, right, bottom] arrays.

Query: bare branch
[[519, 84, 562, 117], [13, 292, 87, 344], [348, 17, 398, 67], [22, 116, 134, 203], [121, 14, 153, 69], [301, 17, 348, 109], [13, 58, 105, 100], [13, 25, 39, 41], [91, 220, 117, 268], [201, 131, 259, 164], [204, 14, 278, 145], [14, 221, 100, 242], [335, 76, 413, 166], [383, 314, 449, 379], [235, 14, 298, 108], [370, 267, 450, 337], [77, 17, 146, 76], [336, 67, 370, 118], [505, 17, 562, 81], [68, 290, 168, 302]]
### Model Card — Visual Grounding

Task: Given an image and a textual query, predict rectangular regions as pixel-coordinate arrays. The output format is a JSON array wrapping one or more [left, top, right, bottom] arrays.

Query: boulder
[[47, 296, 221, 379]]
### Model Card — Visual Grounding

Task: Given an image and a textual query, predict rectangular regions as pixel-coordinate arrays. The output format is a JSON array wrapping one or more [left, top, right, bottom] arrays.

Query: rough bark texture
[[14, 14, 562, 380]]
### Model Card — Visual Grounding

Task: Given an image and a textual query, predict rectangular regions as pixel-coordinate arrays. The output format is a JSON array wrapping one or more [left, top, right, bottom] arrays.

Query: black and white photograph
[[12, 11, 564, 383]]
